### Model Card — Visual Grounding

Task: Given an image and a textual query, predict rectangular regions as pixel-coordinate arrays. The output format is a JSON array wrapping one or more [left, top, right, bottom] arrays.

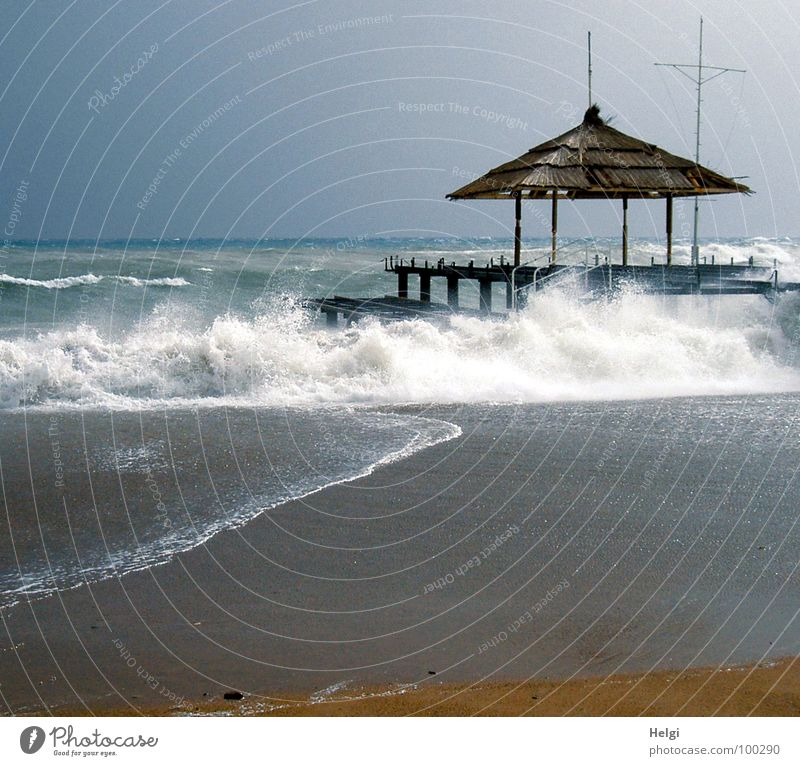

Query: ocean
[[2, 236, 800, 615]]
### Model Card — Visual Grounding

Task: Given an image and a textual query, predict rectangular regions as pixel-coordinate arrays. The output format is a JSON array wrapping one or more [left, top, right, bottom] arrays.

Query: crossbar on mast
[[655, 17, 746, 267]]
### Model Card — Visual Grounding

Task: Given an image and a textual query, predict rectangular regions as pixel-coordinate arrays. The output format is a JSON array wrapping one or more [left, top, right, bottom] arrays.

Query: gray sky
[[1, 0, 797, 241]]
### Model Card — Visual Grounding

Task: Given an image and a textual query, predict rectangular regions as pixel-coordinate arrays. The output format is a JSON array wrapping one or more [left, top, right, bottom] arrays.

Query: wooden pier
[[306, 294, 485, 326], [308, 255, 800, 326]]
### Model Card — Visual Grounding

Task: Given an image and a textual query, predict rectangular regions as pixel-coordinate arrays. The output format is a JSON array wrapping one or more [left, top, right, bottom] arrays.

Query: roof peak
[[583, 103, 604, 127]]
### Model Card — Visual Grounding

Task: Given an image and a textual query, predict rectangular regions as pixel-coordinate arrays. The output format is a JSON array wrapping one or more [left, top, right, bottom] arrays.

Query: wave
[[1, 286, 800, 410], [0, 411, 461, 609], [0, 273, 103, 289], [0, 273, 190, 289], [114, 276, 190, 287]]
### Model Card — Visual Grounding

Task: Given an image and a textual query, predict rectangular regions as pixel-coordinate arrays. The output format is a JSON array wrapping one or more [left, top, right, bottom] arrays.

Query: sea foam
[[2, 287, 799, 410], [0, 273, 190, 289]]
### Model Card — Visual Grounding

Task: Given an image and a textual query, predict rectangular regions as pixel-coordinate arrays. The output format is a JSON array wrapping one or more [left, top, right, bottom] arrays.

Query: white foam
[[1, 287, 799, 410], [114, 276, 190, 287], [0, 273, 103, 289], [0, 412, 461, 609], [0, 273, 190, 289]]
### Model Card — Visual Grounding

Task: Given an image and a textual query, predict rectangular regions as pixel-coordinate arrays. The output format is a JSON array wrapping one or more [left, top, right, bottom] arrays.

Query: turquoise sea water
[[2, 236, 800, 612], [2, 236, 800, 409]]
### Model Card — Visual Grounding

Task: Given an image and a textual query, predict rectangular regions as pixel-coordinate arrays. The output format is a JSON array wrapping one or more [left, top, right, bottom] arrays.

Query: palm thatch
[[448, 105, 751, 200]]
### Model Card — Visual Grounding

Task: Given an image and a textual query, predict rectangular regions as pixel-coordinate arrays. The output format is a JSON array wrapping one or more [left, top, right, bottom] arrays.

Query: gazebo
[[447, 105, 750, 267], [308, 105, 782, 324]]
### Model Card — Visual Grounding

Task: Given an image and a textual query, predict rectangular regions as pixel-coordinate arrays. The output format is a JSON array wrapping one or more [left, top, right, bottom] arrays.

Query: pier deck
[[309, 256, 800, 325]]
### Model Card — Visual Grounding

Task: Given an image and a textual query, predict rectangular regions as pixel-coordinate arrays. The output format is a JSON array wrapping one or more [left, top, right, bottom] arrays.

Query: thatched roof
[[448, 105, 751, 200]]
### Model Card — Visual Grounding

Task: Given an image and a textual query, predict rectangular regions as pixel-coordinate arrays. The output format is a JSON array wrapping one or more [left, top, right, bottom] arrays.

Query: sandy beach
[[2, 399, 799, 716], [136, 657, 800, 716]]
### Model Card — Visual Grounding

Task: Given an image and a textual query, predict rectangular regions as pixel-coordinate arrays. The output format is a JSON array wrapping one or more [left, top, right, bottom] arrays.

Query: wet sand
[[185, 657, 800, 716], [44, 658, 800, 717], [2, 399, 799, 715], [283, 657, 800, 716]]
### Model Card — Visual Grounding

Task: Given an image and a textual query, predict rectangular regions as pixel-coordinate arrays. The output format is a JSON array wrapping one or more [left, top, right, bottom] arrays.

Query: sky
[[0, 0, 798, 242]]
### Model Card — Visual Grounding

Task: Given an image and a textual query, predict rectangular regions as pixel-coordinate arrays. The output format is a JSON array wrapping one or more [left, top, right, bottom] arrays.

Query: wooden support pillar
[[447, 275, 459, 308], [325, 310, 338, 326], [419, 272, 431, 302], [622, 196, 629, 266], [479, 279, 492, 313], [551, 192, 558, 264], [398, 270, 408, 298], [506, 279, 513, 309], [513, 192, 522, 267], [665, 195, 673, 266]]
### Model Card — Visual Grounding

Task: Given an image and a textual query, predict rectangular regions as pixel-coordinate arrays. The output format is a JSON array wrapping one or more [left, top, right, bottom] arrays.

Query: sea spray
[[1, 287, 799, 410]]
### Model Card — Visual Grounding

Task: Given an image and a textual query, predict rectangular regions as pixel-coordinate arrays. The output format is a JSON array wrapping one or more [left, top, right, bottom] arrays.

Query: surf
[[1, 286, 799, 410], [0, 273, 190, 289]]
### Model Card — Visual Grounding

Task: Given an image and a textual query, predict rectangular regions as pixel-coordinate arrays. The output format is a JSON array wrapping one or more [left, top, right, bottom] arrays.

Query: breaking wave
[[0, 410, 461, 609], [2, 287, 800, 410], [0, 273, 190, 289]]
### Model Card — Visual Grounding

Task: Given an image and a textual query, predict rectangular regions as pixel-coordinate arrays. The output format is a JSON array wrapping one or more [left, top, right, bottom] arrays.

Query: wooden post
[[506, 280, 513, 309], [419, 272, 431, 302], [514, 193, 522, 267], [551, 192, 558, 264], [325, 310, 338, 326], [666, 195, 673, 266], [622, 196, 629, 266], [398, 270, 408, 298], [447, 275, 459, 308], [479, 279, 492, 313]]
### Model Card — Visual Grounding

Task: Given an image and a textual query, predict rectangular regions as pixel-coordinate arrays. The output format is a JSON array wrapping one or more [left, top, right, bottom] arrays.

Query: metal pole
[[691, 16, 703, 267], [514, 193, 522, 267], [551, 192, 558, 264], [512, 266, 517, 310], [511, 264, 524, 310], [588, 31, 593, 107], [622, 196, 629, 266], [511, 257, 538, 310], [654, 19, 745, 270]]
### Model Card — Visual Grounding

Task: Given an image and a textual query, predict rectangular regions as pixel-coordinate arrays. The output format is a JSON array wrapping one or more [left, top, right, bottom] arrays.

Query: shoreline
[[2, 401, 799, 716], [43, 657, 800, 717], [0, 408, 460, 612]]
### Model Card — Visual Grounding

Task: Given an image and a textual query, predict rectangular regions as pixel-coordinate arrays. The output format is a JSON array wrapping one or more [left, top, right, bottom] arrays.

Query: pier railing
[[311, 246, 799, 326]]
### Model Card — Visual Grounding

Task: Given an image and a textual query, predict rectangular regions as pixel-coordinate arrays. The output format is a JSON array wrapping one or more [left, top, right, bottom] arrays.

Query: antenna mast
[[587, 31, 593, 107], [655, 17, 745, 266]]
